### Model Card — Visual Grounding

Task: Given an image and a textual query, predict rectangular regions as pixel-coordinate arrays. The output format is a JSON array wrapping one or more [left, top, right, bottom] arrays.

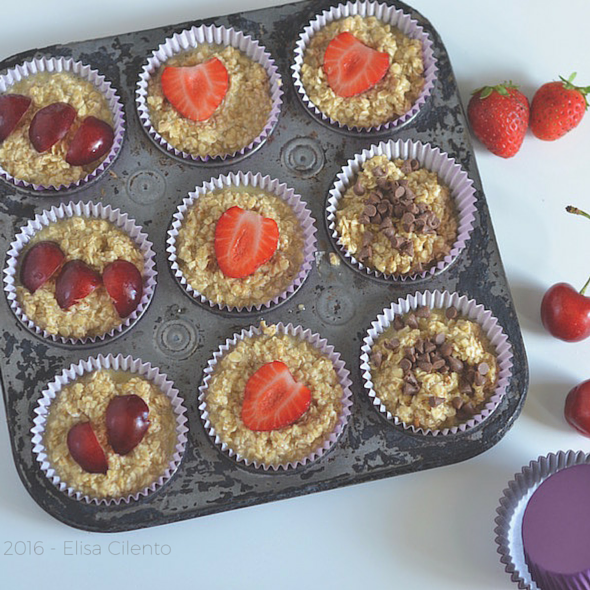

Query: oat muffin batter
[[369, 306, 498, 430], [335, 154, 457, 276], [43, 370, 177, 499], [300, 16, 424, 128], [204, 323, 344, 466], [147, 44, 272, 158], [176, 188, 305, 308], [0, 72, 113, 186]]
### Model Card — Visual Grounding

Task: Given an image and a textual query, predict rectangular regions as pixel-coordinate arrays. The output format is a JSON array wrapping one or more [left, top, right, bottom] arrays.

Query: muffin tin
[[0, 0, 529, 531]]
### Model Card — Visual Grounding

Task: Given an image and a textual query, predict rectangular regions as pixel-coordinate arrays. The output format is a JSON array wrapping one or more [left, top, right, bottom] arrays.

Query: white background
[[2, 0, 590, 588]]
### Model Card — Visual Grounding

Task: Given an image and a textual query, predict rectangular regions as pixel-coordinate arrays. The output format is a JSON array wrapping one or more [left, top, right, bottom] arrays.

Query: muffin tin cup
[[3, 200, 157, 346], [198, 322, 354, 471], [360, 290, 513, 436], [0, 57, 125, 192], [292, 0, 437, 133], [494, 450, 590, 590], [136, 24, 283, 163], [30, 353, 189, 506], [327, 138, 477, 282], [167, 171, 317, 313]]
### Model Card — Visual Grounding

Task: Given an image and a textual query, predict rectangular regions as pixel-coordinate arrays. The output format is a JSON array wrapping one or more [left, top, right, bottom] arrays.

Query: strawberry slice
[[214, 206, 279, 279], [323, 32, 390, 98], [161, 57, 229, 122], [241, 361, 312, 431]]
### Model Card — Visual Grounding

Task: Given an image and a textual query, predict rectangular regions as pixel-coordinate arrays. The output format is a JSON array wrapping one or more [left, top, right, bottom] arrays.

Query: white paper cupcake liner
[[3, 200, 157, 345], [30, 354, 188, 505], [495, 450, 590, 590], [0, 57, 125, 192], [292, 0, 437, 133], [360, 290, 513, 436], [327, 138, 476, 281], [136, 25, 283, 163], [198, 322, 353, 471], [167, 171, 317, 313]]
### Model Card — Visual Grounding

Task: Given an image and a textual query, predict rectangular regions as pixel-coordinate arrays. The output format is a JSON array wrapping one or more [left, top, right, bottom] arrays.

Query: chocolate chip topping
[[434, 332, 446, 345], [415, 305, 431, 318], [477, 362, 490, 375], [445, 306, 458, 320], [353, 180, 365, 196], [447, 356, 464, 373], [400, 357, 412, 372], [452, 397, 464, 410], [371, 350, 383, 368], [428, 396, 445, 408], [393, 316, 405, 330]]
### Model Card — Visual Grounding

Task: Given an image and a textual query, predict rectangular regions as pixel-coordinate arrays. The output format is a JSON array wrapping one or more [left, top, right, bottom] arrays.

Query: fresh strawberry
[[241, 361, 312, 431], [67, 422, 108, 474], [214, 206, 279, 279], [0, 94, 32, 143], [54, 259, 102, 310], [467, 82, 529, 158], [161, 57, 229, 122], [20, 240, 65, 293], [530, 73, 589, 140], [323, 32, 390, 98]]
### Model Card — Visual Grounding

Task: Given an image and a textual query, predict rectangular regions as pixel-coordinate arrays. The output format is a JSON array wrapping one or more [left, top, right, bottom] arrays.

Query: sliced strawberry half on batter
[[161, 57, 229, 122], [241, 361, 312, 432], [214, 206, 279, 279], [323, 31, 390, 98]]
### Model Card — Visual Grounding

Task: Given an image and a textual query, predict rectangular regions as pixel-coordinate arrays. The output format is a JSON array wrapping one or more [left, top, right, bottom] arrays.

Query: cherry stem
[[581, 275, 590, 297], [566, 206, 590, 295]]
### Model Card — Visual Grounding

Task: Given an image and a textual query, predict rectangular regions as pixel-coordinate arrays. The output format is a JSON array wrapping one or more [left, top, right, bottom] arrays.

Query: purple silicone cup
[[0, 57, 125, 192], [495, 451, 590, 590], [167, 171, 317, 313], [327, 138, 476, 282], [360, 290, 513, 436], [30, 353, 189, 506], [292, 0, 437, 133], [198, 322, 353, 471], [136, 24, 283, 163], [3, 200, 157, 346]]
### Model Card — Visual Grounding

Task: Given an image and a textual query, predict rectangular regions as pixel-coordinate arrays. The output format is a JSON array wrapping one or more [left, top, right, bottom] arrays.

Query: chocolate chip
[[403, 382, 420, 396], [414, 339, 424, 354], [373, 165, 386, 177], [439, 342, 453, 357], [353, 180, 365, 196], [359, 214, 371, 225], [460, 382, 473, 396], [410, 158, 420, 171], [357, 245, 372, 262], [431, 358, 446, 371], [380, 216, 393, 230], [372, 213, 383, 225], [404, 346, 415, 359], [406, 314, 419, 330], [377, 177, 391, 190], [399, 239, 414, 257], [405, 371, 418, 386], [383, 227, 396, 239], [473, 372, 486, 387], [445, 306, 458, 320], [401, 160, 413, 174], [393, 316, 405, 330], [417, 361, 433, 373], [384, 338, 400, 350], [447, 356, 464, 373], [434, 333, 446, 345], [363, 204, 377, 218], [393, 205, 405, 218], [400, 357, 413, 372], [371, 350, 383, 368], [362, 231, 374, 247], [477, 362, 490, 375], [452, 397, 464, 410], [428, 214, 441, 229], [428, 396, 445, 407], [394, 185, 406, 198], [461, 402, 476, 416], [377, 202, 389, 215], [415, 306, 431, 318], [424, 340, 437, 354]]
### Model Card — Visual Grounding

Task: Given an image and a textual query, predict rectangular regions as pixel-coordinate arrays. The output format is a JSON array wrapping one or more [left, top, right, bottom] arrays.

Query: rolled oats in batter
[[301, 16, 424, 128], [335, 154, 457, 276], [176, 188, 304, 308], [147, 45, 272, 158], [204, 323, 344, 466], [0, 72, 113, 187], [44, 369, 177, 499], [369, 307, 498, 430]]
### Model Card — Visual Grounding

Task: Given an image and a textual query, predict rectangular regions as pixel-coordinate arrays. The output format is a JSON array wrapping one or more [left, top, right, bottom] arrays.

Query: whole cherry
[[565, 380, 590, 437]]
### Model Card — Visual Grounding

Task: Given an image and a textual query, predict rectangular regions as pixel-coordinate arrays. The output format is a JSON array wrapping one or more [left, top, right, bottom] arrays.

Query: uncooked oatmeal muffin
[[335, 154, 457, 276], [203, 323, 345, 467], [175, 187, 305, 308], [146, 44, 272, 158], [0, 71, 114, 187], [16, 217, 144, 339], [369, 306, 498, 431], [300, 15, 424, 128], [43, 369, 177, 499]]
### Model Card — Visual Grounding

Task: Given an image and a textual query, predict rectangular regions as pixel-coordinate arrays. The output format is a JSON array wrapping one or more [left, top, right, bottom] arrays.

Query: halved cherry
[[106, 394, 150, 455], [29, 102, 76, 153], [0, 94, 32, 143], [19, 240, 65, 293], [66, 116, 115, 166], [102, 259, 143, 318], [54, 259, 102, 310], [67, 422, 108, 474]]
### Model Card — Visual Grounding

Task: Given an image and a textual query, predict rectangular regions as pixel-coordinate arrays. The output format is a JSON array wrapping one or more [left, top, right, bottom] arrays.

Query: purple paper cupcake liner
[[167, 171, 317, 313], [136, 25, 283, 163], [3, 200, 157, 346], [360, 290, 513, 436], [0, 57, 125, 192], [495, 450, 590, 590], [198, 322, 353, 471], [327, 138, 477, 282], [30, 354, 188, 505], [292, 0, 437, 133]]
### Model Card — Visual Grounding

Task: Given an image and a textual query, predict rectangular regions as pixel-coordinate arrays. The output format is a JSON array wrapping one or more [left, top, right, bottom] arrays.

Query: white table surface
[[2, 1, 590, 588]]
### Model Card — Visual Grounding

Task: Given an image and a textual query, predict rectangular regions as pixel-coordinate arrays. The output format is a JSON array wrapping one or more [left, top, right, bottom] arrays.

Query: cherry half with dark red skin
[[67, 422, 108, 474], [54, 259, 102, 310], [103, 259, 143, 318], [66, 116, 115, 166], [0, 94, 32, 143], [106, 394, 150, 455], [29, 102, 76, 153], [565, 380, 590, 437], [19, 240, 65, 293]]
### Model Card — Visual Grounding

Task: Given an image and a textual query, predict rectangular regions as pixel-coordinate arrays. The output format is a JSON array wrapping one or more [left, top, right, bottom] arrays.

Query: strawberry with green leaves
[[530, 73, 589, 141], [467, 82, 529, 158]]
